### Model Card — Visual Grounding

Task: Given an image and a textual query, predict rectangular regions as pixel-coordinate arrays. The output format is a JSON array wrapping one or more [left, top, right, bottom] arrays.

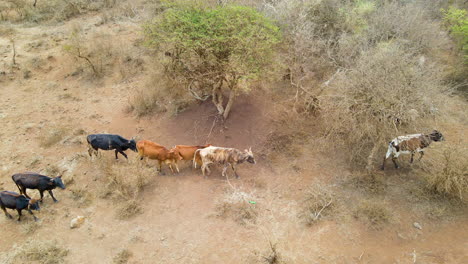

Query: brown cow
[[137, 140, 182, 174], [173, 144, 211, 167], [194, 146, 255, 178]]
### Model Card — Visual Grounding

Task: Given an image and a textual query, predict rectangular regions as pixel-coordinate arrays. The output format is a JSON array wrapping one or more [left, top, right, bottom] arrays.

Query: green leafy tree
[[144, 3, 281, 119], [442, 6, 468, 62]]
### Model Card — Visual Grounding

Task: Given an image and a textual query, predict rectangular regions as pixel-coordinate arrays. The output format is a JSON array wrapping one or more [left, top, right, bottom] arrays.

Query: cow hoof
[[380, 166, 385, 171], [54, 200, 59, 203]]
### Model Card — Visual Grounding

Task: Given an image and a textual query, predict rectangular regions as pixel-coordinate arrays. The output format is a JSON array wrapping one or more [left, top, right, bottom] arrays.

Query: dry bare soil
[[0, 12, 467, 264]]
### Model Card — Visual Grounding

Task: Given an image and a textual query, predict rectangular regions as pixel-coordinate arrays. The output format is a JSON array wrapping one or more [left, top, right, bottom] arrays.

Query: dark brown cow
[[137, 140, 182, 174], [0, 191, 40, 221], [194, 146, 255, 178]]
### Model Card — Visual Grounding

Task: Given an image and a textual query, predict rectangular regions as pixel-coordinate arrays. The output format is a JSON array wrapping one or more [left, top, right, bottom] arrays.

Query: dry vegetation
[[216, 188, 258, 225], [300, 182, 336, 225], [354, 199, 392, 229], [0, 240, 68, 264], [113, 248, 133, 264]]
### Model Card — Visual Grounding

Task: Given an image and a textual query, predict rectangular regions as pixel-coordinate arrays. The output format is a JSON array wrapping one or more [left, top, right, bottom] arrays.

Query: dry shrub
[[116, 199, 142, 220], [20, 221, 41, 234], [38, 126, 68, 148], [113, 249, 133, 264], [94, 158, 153, 219], [128, 69, 194, 117], [69, 186, 93, 207], [1, 240, 68, 264], [320, 43, 445, 168], [216, 189, 258, 226], [97, 158, 154, 199], [354, 199, 392, 229], [423, 143, 468, 202], [300, 182, 335, 225], [0, 0, 116, 22], [349, 172, 386, 194], [262, 241, 282, 264]]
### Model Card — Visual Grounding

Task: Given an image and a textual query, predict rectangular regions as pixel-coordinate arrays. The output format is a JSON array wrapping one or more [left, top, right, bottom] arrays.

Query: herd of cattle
[[1, 130, 443, 222]]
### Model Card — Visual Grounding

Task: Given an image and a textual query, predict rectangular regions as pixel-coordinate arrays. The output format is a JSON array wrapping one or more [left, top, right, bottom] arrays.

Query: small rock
[[413, 222, 422, 230], [70, 216, 86, 229]]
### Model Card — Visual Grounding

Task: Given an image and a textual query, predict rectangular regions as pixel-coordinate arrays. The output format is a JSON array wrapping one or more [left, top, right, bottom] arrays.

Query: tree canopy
[[144, 3, 281, 119]]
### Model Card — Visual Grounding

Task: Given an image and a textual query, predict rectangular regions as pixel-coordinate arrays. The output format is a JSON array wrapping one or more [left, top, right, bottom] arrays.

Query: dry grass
[[38, 126, 68, 148], [116, 199, 142, 220], [423, 143, 468, 202], [0, 0, 116, 23], [300, 182, 336, 225], [69, 186, 93, 207], [1, 240, 68, 264], [354, 199, 392, 229], [216, 189, 258, 226], [20, 221, 41, 234], [113, 249, 132, 264], [128, 67, 194, 117]]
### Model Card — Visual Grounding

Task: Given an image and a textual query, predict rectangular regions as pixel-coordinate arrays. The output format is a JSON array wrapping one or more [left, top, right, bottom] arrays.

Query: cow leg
[[39, 190, 44, 203], [168, 163, 175, 174], [410, 152, 415, 163], [392, 157, 399, 169], [16, 209, 22, 221], [118, 150, 128, 160], [418, 151, 424, 161], [28, 209, 38, 222], [1, 206, 12, 219], [22, 187, 31, 199], [88, 146, 93, 157], [48, 190, 58, 203], [173, 162, 180, 173], [381, 156, 386, 170], [115, 149, 119, 160], [222, 164, 229, 178], [231, 163, 239, 179], [158, 160, 165, 175]]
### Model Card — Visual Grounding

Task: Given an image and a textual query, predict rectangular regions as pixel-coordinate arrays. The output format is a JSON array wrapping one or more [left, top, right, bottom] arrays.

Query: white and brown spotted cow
[[194, 146, 255, 178], [381, 130, 444, 170]]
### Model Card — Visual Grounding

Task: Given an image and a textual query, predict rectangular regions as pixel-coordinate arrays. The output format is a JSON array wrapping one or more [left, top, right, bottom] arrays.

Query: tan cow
[[194, 146, 255, 178], [173, 144, 211, 167], [137, 140, 182, 174]]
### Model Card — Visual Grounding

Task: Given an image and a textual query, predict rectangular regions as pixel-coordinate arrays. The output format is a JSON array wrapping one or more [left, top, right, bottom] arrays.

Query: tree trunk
[[212, 80, 224, 115], [223, 89, 236, 120]]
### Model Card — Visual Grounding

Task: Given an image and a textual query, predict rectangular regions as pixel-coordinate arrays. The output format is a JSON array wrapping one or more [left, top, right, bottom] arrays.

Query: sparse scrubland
[[0, 0, 467, 263]]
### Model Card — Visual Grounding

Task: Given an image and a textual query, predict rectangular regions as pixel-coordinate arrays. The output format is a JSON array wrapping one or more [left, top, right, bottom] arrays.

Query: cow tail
[[193, 149, 201, 168], [12, 176, 22, 193]]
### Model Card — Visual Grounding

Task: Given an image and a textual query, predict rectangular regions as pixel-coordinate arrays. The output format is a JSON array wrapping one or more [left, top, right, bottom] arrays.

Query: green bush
[[442, 6, 468, 56], [144, 2, 281, 119]]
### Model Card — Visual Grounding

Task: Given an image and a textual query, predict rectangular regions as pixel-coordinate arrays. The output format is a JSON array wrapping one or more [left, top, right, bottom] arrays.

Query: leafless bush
[[38, 126, 68, 148], [0, 0, 116, 22], [320, 44, 445, 168], [216, 189, 258, 225], [97, 158, 154, 199], [113, 249, 133, 264], [423, 143, 468, 202], [299, 182, 335, 225], [128, 68, 194, 117], [0, 240, 68, 264], [116, 199, 142, 220], [354, 199, 392, 229]]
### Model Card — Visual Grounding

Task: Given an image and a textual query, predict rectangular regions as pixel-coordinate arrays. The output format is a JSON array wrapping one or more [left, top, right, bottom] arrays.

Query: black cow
[[87, 134, 137, 159], [12, 172, 66, 203], [0, 191, 40, 221]]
